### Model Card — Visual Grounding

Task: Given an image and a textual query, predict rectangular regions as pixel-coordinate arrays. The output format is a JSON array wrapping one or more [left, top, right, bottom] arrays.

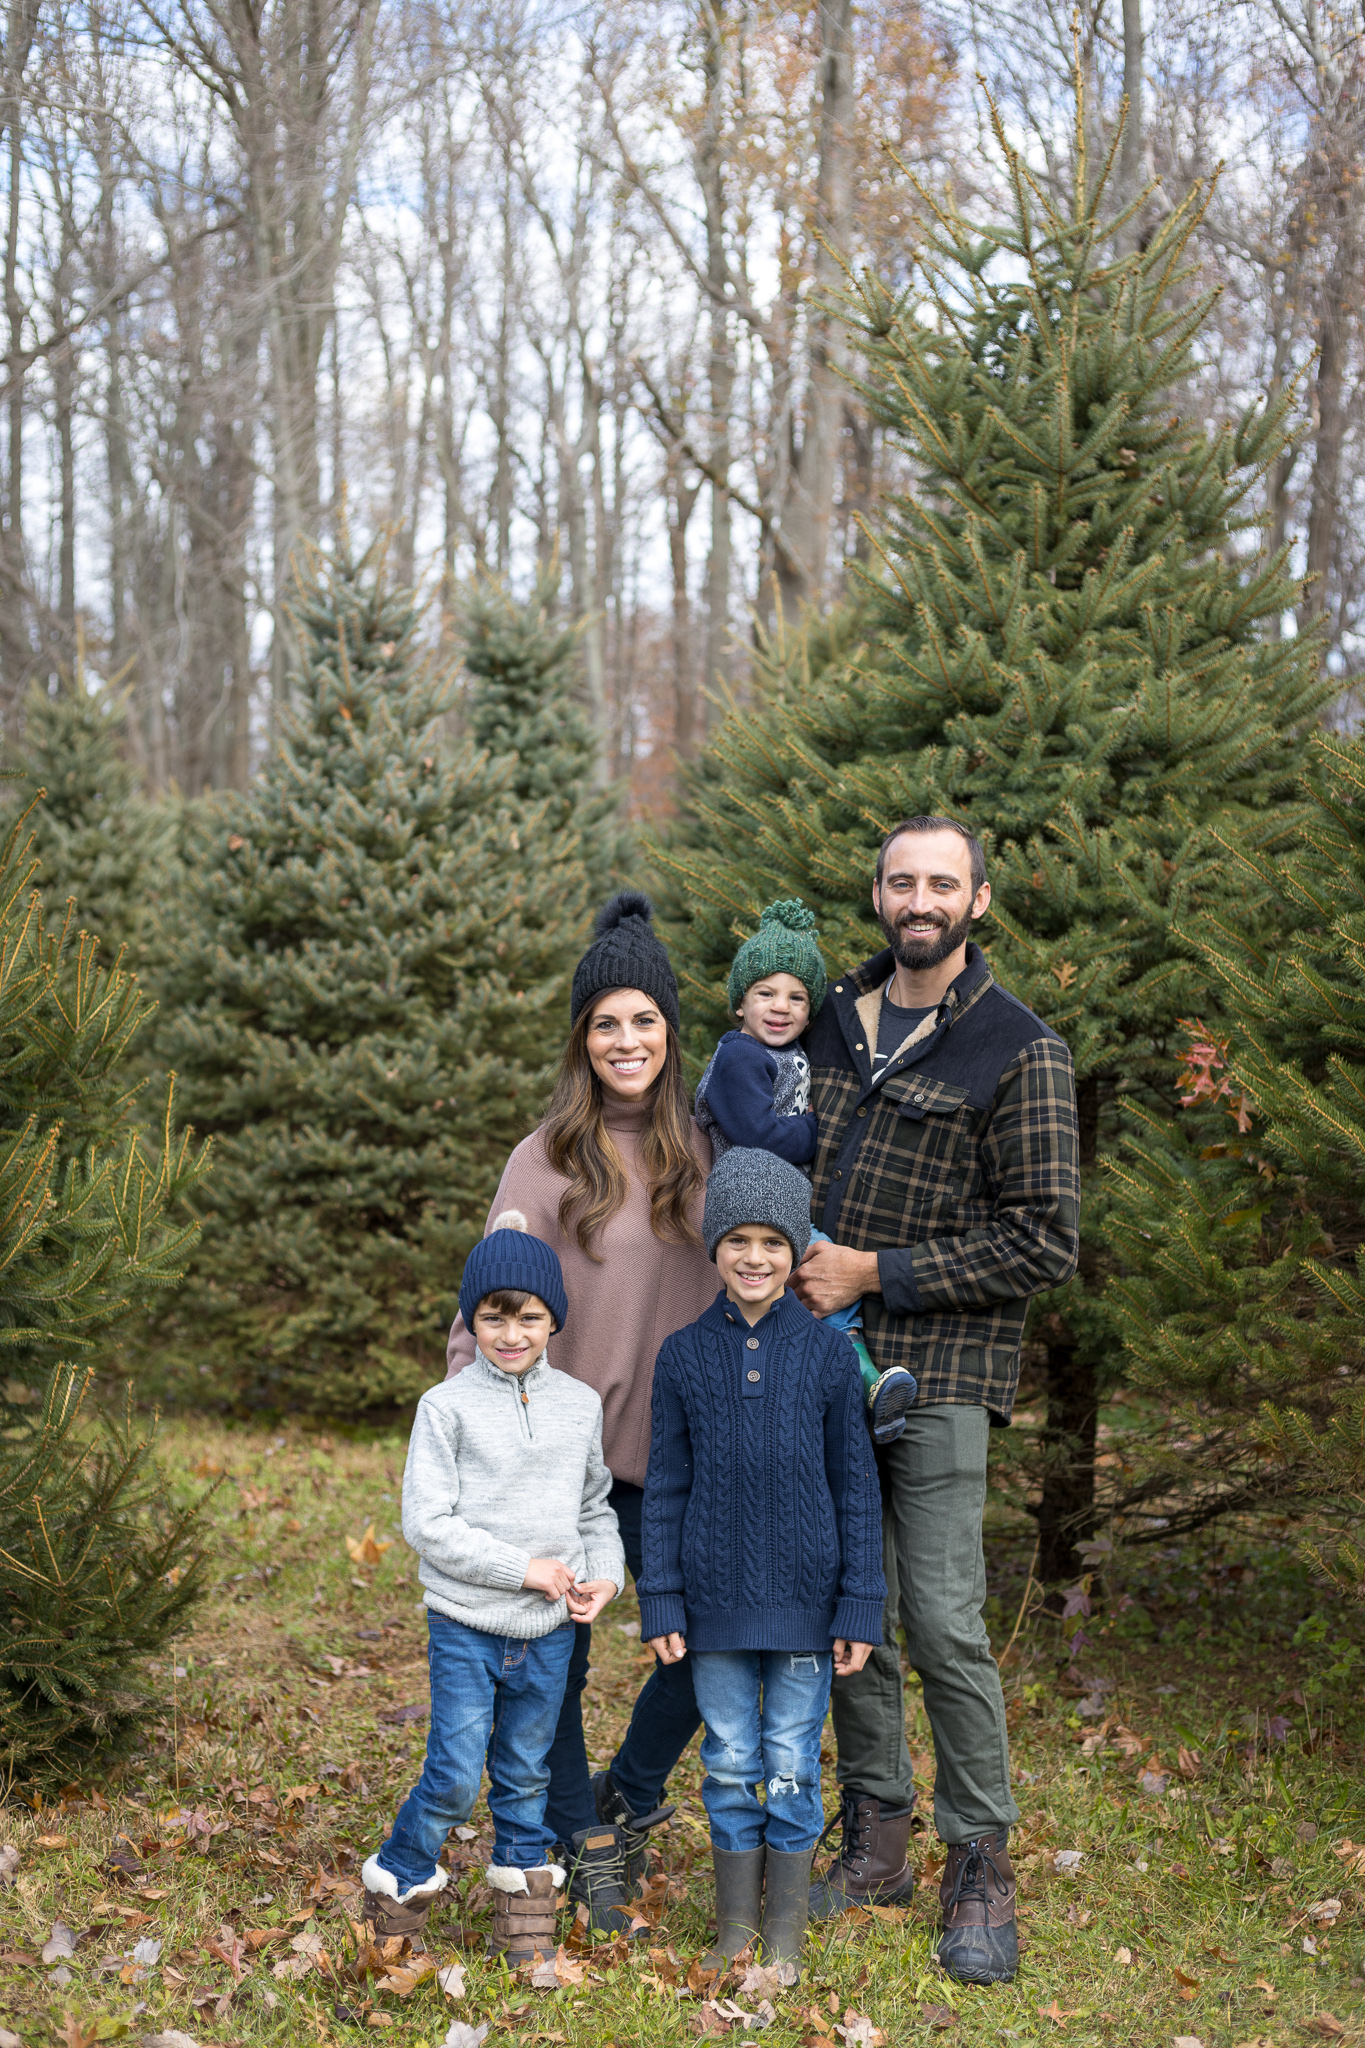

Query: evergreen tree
[[0, 805, 210, 1773], [3, 664, 169, 963], [655, 101, 1327, 1582], [461, 569, 626, 893], [1105, 733, 1365, 1594], [151, 543, 588, 1415]]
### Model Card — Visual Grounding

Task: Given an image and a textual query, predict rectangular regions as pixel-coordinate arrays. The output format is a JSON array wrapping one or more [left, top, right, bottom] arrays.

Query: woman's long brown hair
[[541, 996, 704, 1259]]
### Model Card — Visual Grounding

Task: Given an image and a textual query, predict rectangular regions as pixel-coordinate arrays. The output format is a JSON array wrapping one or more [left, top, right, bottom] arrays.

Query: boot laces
[[571, 1832, 627, 1905], [945, 1835, 1010, 1914], [816, 1791, 873, 1873]]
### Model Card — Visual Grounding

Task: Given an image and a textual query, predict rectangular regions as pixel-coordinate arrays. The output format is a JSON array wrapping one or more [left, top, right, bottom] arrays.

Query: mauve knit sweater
[[636, 1288, 887, 1654], [446, 1096, 716, 1488]]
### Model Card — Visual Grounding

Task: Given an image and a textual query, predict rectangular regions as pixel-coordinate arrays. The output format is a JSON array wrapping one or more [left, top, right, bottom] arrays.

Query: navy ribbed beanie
[[459, 1210, 569, 1332], [570, 891, 679, 1033]]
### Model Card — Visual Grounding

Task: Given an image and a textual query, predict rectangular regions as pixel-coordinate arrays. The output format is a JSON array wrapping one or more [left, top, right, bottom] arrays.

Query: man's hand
[[565, 1578, 616, 1625], [523, 1557, 576, 1601], [833, 1639, 874, 1677], [792, 1240, 881, 1317], [647, 1632, 687, 1664]]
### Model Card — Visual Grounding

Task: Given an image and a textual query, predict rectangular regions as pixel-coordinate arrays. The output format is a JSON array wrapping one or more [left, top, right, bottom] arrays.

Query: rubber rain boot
[[759, 1845, 813, 1982], [701, 1844, 766, 1969]]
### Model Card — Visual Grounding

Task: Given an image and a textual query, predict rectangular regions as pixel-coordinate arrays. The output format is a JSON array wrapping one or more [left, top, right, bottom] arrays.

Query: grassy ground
[[2, 1417, 1363, 2048]]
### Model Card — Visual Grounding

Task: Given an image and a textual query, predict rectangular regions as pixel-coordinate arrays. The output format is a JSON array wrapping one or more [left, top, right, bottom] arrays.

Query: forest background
[[4, 0, 1365, 796]]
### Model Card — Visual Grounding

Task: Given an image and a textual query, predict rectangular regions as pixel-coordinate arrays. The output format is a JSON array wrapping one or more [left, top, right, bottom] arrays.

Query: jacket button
[[857, 1106, 867, 1117], [855, 1042, 864, 1051], [747, 1370, 761, 1383], [833, 1168, 842, 1179], [913, 1091, 925, 1103], [746, 1336, 760, 1350], [835, 984, 843, 992]]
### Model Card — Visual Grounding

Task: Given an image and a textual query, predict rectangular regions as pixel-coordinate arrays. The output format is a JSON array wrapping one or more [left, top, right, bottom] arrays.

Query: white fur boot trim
[[487, 1862, 566, 1894], [361, 1852, 449, 1906]]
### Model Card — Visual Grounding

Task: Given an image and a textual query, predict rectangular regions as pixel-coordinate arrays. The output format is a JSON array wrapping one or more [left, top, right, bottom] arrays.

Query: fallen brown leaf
[[35, 1833, 70, 1850], [1301, 2020, 1347, 2041], [346, 1523, 393, 1566], [1037, 2001, 1066, 2026], [919, 2009, 957, 2032]]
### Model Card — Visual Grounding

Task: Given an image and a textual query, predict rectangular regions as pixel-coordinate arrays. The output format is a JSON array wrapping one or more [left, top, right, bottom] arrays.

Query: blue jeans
[[543, 1479, 701, 1841], [691, 1649, 833, 1854], [375, 1613, 575, 1889]]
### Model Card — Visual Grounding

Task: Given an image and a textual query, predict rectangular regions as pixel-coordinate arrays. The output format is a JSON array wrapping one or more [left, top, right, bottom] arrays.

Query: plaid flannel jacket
[[807, 944, 1080, 1422]]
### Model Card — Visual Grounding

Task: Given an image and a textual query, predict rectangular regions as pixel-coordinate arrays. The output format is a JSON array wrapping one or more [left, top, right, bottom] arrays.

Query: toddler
[[362, 1214, 624, 1963], [694, 898, 917, 1444], [638, 1147, 886, 1979]]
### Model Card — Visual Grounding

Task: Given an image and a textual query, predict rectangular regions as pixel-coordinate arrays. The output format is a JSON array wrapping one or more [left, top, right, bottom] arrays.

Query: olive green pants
[[829, 1403, 1019, 1845]]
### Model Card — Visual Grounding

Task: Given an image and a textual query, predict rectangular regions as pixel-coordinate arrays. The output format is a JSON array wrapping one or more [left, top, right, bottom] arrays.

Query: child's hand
[[565, 1578, 615, 1624], [647, 1632, 687, 1664], [524, 1557, 577, 1601], [833, 1638, 873, 1677]]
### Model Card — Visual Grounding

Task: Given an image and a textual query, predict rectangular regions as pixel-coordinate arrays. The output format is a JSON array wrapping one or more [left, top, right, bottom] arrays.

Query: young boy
[[694, 898, 917, 1446], [363, 1214, 624, 1964], [637, 1148, 886, 1980]]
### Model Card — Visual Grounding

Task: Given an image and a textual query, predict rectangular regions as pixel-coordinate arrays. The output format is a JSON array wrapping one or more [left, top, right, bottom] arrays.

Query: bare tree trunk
[[698, 0, 732, 709], [0, 0, 39, 709], [1116, 0, 1143, 234], [1301, 218, 1351, 632], [1035, 1075, 1100, 1587], [774, 0, 853, 618], [666, 442, 701, 756]]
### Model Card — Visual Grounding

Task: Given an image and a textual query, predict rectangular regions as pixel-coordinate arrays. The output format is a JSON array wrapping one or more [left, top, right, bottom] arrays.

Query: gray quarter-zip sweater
[[402, 1348, 625, 1638]]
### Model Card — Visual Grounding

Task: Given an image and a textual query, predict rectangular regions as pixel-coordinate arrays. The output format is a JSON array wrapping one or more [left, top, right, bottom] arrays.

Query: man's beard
[[879, 902, 975, 973]]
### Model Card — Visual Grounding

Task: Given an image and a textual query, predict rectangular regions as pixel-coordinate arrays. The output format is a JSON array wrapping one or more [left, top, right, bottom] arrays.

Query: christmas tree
[[151, 542, 588, 1415], [3, 660, 169, 965], [1105, 733, 1365, 1593], [0, 805, 210, 1773], [460, 569, 626, 893], [656, 95, 1326, 1581]]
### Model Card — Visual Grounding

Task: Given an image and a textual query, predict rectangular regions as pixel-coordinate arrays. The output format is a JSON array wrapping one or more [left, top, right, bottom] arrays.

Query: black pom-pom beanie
[[570, 891, 680, 1033]]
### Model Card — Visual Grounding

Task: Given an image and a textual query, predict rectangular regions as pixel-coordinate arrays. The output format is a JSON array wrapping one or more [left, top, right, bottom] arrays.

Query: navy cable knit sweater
[[637, 1288, 886, 1653]]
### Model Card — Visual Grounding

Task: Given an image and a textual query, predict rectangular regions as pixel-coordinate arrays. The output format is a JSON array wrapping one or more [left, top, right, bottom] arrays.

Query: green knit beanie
[[727, 899, 828, 1015]]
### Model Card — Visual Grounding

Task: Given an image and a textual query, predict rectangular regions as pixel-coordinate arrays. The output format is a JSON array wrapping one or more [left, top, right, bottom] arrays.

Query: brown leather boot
[[488, 1864, 564, 1964], [808, 1793, 917, 1917], [359, 1854, 446, 1939], [937, 1829, 1018, 1984]]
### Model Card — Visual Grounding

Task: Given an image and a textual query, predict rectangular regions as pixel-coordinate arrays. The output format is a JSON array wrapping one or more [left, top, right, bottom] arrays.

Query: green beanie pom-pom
[[728, 897, 828, 1015]]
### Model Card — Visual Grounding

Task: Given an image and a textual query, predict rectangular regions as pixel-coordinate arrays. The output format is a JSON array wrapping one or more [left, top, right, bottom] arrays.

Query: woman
[[446, 892, 717, 1932]]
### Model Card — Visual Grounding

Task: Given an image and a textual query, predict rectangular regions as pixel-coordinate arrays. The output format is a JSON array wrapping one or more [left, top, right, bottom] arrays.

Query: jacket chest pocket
[[876, 1077, 976, 1198]]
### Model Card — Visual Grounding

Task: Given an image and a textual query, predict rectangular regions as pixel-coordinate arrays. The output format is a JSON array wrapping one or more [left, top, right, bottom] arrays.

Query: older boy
[[638, 1149, 884, 1980]]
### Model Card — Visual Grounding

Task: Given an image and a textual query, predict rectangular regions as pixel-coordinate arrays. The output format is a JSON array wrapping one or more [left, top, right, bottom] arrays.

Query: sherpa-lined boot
[[592, 1769, 675, 1888], [937, 1828, 1018, 1983], [564, 1824, 647, 1938], [488, 1863, 565, 1964], [759, 1845, 813, 1980], [808, 1792, 917, 1917], [701, 1845, 765, 1969], [359, 1854, 447, 1940]]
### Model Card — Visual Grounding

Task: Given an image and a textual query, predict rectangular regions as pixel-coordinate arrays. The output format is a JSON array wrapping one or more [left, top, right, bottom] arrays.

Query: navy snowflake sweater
[[637, 1288, 886, 1654]]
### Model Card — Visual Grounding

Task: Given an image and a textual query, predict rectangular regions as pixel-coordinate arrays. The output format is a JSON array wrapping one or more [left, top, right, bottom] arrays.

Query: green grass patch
[[1, 1417, 1361, 2046]]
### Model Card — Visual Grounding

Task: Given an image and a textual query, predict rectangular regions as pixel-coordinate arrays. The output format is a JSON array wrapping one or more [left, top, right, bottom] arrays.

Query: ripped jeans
[[691, 1649, 833, 1854]]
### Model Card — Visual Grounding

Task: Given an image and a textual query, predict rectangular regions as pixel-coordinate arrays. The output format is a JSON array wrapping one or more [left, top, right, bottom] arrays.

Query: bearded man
[[790, 816, 1079, 1983]]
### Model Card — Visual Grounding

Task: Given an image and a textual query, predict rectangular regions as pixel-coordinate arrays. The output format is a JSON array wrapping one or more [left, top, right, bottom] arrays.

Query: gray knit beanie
[[570, 891, 680, 1033], [703, 1147, 813, 1262]]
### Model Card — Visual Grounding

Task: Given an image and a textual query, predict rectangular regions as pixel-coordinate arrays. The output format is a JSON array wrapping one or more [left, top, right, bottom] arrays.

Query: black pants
[[542, 1479, 702, 1842]]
